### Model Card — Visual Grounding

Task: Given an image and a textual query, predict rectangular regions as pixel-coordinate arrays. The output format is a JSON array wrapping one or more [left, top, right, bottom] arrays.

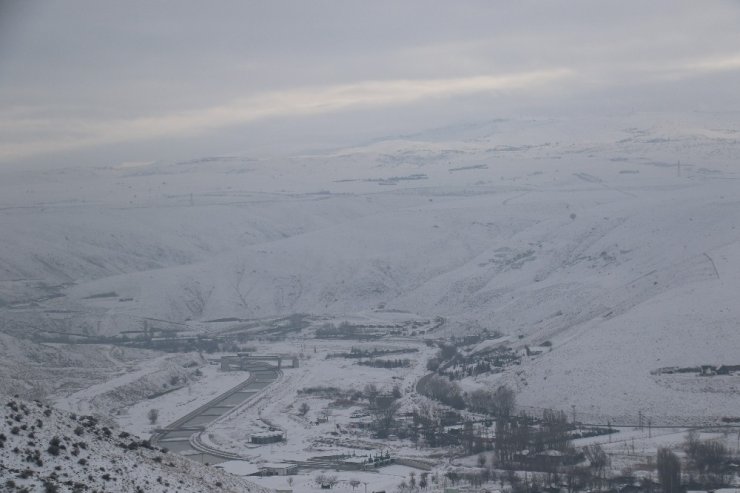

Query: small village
[[112, 315, 740, 493]]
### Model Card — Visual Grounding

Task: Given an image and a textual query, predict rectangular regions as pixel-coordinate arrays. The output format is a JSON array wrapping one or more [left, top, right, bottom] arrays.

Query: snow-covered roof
[[251, 431, 283, 438]]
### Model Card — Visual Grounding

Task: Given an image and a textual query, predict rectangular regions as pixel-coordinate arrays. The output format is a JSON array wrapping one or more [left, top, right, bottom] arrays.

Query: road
[[151, 363, 280, 465]]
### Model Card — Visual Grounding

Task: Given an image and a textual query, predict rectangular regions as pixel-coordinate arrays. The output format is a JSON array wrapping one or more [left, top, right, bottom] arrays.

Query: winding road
[[151, 363, 280, 465]]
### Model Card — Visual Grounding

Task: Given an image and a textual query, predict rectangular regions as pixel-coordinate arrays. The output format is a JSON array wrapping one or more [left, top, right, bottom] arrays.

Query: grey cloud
[[1, 0, 739, 167]]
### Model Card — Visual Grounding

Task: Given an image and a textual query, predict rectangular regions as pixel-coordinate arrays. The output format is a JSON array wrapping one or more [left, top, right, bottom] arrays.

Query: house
[[532, 449, 566, 469], [525, 345, 549, 357], [342, 456, 370, 470], [258, 462, 298, 476], [619, 484, 645, 493], [250, 431, 284, 444], [716, 365, 740, 376]]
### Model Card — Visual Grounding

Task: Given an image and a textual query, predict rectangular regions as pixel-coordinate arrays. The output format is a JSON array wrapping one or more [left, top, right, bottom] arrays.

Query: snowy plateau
[[2, 114, 740, 492]]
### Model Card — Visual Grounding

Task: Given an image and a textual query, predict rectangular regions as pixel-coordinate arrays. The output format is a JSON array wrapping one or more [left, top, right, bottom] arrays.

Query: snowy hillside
[[0, 397, 269, 492], [1, 113, 740, 418]]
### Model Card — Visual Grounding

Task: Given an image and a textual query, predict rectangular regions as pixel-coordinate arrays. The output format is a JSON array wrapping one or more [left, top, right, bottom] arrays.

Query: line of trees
[[417, 374, 516, 417], [658, 447, 681, 493], [357, 358, 411, 368]]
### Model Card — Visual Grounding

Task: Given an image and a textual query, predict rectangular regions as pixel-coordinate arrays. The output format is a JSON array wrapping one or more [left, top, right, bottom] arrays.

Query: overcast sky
[[1, 1, 740, 168]]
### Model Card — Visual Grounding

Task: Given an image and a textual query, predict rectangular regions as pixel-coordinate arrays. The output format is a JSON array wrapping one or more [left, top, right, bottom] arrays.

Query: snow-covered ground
[[200, 337, 436, 464], [2, 112, 740, 444], [0, 396, 269, 492], [116, 362, 250, 438], [229, 464, 420, 493]]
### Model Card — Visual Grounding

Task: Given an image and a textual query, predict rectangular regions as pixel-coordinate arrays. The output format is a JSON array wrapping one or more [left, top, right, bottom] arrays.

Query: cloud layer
[[1, 1, 739, 166]]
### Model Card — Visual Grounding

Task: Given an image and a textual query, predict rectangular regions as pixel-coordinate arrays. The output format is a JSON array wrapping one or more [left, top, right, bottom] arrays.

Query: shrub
[[43, 479, 60, 493], [47, 437, 62, 456]]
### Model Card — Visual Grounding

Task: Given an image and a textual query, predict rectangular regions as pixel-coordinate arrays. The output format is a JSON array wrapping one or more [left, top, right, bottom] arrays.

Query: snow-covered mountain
[[1, 113, 740, 418]]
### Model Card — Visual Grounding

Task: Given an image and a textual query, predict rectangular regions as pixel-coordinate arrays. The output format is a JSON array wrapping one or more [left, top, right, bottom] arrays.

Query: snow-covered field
[[231, 464, 421, 493], [201, 337, 436, 462], [106, 361, 249, 437]]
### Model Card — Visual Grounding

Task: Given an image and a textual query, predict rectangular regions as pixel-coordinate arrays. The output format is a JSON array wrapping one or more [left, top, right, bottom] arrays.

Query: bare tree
[[364, 383, 379, 405], [585, 444, 610, 488], [182, 280, 214, 317], [372, 400, 400, 438], [537, 408, 570, 452], [147, 408, 159, 425], [315, 473, 338, 489], [232, 260, 254, 312], [478, 453, 487, 468], [420, 472, 429, 489], [685, 431, 728, 474], [493, 385, 516, 417], [657, 447, 681, 493]]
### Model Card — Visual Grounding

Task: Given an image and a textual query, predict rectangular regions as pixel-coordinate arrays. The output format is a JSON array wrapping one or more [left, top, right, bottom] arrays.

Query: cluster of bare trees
[[655, 431, 736, 493], [362, 383, 404, 438], [396, 471, 432, 491], [468, 386, 516, 417], [417, 372, 517, 417], [417, 374, 466, 409], [314, 473, 338, 489], [495, 409, 579, 468], [683, 430, 733, 488]]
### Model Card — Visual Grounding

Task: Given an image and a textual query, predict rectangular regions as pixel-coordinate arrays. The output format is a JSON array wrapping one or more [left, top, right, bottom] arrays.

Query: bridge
[[220, 353, 299, 371]]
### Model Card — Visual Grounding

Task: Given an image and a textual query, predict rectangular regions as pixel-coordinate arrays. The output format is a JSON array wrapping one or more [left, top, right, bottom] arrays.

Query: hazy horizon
[[2, 0, 740, 169]]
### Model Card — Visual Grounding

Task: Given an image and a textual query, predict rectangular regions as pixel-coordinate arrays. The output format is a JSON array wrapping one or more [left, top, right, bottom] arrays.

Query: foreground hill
[[0, 397, 269, 492]]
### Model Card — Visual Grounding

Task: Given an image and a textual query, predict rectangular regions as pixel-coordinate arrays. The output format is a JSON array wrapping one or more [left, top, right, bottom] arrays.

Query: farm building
[[250, 431, 284, 444], [258, 462, 298, 476]]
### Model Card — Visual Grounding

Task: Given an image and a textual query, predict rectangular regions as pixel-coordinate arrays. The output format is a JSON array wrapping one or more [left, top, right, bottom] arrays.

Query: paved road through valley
[[151, 364, 279, 464]]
